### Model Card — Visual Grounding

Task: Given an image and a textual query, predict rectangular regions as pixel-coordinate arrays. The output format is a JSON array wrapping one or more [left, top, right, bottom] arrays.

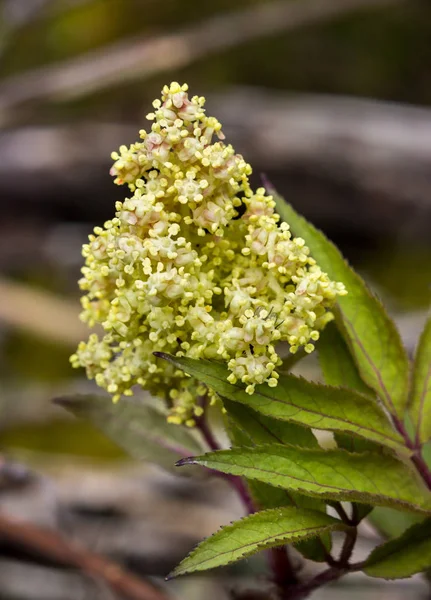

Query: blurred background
[[0, 0, 430, 598]]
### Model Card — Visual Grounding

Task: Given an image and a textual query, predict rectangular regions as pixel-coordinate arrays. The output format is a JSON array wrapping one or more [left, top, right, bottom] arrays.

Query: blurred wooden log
[[1, 92, 431, 239], [211, 89, 431, 209], [0, 461, 242, 579], [0, 460, 427, 600], [0, 511, 171, 600], [0, 0, 405, 121], [1, 93, 431, 206]]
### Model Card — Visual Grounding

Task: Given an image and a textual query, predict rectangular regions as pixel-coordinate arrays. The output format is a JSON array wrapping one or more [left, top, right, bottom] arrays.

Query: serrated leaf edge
[[364, 517, 431, 579], [177, 445, 431, 514], [170, 507, 346, 578], [274, 200, 410, 418], [411, 314, 431, 445], [158, 354, 406, 453]]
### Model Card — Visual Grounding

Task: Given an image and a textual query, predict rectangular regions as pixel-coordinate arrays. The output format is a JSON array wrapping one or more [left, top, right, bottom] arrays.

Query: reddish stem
[[285, 566, 348, 600], [195, 409, 298, 588], [269, 545, 299, 589], [196, 411, 256, 514], [410, 453, 431, 491], [393, 417, 431, 491]]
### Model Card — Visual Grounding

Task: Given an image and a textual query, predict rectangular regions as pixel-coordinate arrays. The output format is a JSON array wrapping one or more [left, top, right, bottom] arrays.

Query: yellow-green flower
[[71, 82, 346, 425]]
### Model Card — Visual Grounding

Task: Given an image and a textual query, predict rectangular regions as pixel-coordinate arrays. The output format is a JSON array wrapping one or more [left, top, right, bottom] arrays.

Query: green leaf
[[318, 320, 383, 516], [274, 197, 409, 419], [225, 400, 320, 509], [368, 507, 423, 539], [54, 395, 202, 471], [223, 399, 325, 510], [318, 321, 372, 396], [171, 507, 347, 577], [158, 355, 406, 454], [364, 517, 431, 579], [225, 402, 304, 509], [178, 444, 431, 514], [409, 313, 431, 445], [225, 399, 318, 449], [225, 401, 331, 561]]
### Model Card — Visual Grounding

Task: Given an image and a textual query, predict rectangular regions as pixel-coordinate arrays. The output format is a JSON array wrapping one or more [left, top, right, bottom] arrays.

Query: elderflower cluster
[[71, 82, 346, 426]]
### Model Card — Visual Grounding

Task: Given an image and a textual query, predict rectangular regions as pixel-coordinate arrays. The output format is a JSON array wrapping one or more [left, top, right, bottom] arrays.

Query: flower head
[[71, 82, 346, 425]]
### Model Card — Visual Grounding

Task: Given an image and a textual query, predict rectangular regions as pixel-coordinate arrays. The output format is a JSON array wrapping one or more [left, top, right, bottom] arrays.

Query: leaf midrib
[[341, 310, 397, 416], [175, 522, 337, 574], [415, 362, 431, 443], [178, 359, 403, 448], [197, 455, 428, 512]]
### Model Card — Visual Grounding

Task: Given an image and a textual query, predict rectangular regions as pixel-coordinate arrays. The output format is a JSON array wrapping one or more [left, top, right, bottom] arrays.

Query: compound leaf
[[225, 399, 318, 449], [318, 321, 372, 396], [368, 507, 423, 539]]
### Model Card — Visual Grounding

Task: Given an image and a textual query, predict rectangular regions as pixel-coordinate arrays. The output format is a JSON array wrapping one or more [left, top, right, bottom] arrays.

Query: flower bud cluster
[[71, 82, 346, 425]]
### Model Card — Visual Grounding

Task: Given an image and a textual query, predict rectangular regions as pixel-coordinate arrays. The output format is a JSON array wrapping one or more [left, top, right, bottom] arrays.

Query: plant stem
[[410, 452, 431, 491], [226, 473, 257, 515], [196, 409, 220, 452], [393, 417, 431, 491], [285, 544, 364, 600], [195, 407, 256, 514], [286, 565, 348, 600], [332, 502, 351, 524], [195, 402, 367, 599], [269, 545, 299, 589], [338, 527, 357, 566], [196, 407, 299, 589]]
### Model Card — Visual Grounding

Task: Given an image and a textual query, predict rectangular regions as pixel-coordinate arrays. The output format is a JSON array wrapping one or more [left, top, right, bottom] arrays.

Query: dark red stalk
[[393, 416, 431, 491], [195, 408, 299, 588]]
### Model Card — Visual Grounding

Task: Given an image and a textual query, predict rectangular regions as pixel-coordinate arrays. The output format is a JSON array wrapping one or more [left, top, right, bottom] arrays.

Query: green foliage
[[224, 399, 318, 449], [178, 444, 431, 514], [159, 354, 405, 453], [409, 313, 431, 445], [318, 322, 379, 457], [58, 188, 431, 594], [225, 401, 331, 562], [171, 507, 347, 577], [54, 395, 202, 471], [364, 518, 431, 579], [368, 507, 423, 539], [318, 321, 376, 519], [318, 321, 372, 396], [225, 400, 319, 510], [274, 198, 410, 419]]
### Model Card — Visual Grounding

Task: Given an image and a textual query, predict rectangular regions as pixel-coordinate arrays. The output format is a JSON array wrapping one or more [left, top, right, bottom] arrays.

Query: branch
[[285, 565, 349, 600], [195, 405, 256, 515], [285, 538, 363, 600], [392, 416, 431, 491], [0, 0, 405, 120], [0, 512, 170, 600]]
